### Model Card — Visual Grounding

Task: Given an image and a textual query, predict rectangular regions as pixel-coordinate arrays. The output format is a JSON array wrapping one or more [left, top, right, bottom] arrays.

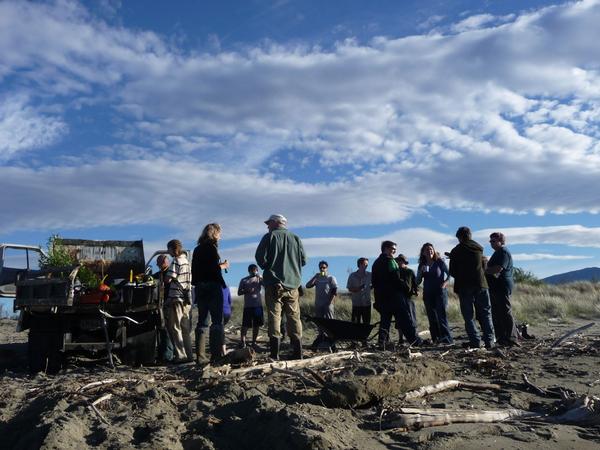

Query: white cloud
[[0, 95, 67, 159], [512, 253, 591, 261], [2, 1, 600, 231], [475, 225, 600, 248]]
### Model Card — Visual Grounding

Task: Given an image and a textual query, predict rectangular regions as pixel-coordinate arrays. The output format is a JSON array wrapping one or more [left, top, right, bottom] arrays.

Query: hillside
[[542, 267, 600, 285]]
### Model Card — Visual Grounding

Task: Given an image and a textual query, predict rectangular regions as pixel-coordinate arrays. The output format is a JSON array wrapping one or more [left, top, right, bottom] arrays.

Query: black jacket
[[191, 242, 226, 288], [449, 239, 488, 293], [371, 254, 413, 307]]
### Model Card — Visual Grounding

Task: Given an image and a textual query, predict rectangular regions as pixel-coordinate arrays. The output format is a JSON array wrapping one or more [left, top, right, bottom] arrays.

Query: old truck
[[0, 239, 167, 373]]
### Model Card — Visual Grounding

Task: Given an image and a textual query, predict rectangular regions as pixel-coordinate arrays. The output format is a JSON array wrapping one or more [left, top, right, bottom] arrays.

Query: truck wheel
[[124, 328, 157, 366], [28, 330, 63, 374]]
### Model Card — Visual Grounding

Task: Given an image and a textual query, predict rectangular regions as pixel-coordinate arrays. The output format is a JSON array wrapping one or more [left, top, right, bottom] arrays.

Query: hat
[[396, 254, 409, 265], [264, 214, 287, 225]]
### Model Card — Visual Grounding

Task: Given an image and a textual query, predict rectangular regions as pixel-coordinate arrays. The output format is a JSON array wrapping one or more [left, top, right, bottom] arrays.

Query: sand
[[1, 317, 600, 449]]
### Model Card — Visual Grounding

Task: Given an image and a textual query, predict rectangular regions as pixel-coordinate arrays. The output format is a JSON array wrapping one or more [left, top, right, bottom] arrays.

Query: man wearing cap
[[449, 226, 496, 349], [396, 254, 421, 344], [485, 232, 518, 347], [255, 214, 306, 360]]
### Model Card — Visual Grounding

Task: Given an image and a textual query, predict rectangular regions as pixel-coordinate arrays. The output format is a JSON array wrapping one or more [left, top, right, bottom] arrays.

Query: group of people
[[156, 215, 518, 364]]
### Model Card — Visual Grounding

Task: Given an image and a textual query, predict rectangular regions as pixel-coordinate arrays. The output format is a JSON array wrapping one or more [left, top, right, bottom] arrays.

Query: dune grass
[[228, 281, 600, 340]]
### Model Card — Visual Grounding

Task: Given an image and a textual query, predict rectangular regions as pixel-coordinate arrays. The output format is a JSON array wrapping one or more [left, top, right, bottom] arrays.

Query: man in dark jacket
[[449, 226, 496, 349], [372, 241, 422, 348], [486, 232, 518, 347]]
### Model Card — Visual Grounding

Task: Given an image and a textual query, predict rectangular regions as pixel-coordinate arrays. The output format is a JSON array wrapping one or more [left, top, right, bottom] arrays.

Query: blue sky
[[2, 0, 600, 289]]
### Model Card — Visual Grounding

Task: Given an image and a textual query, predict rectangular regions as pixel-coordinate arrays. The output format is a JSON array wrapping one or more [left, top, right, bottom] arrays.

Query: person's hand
[[221, 260, 230, 270], [441, 281, 448, 289]]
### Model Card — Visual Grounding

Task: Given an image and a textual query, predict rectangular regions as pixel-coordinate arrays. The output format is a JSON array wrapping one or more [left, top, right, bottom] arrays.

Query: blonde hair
[[198, 223, 222, 246]]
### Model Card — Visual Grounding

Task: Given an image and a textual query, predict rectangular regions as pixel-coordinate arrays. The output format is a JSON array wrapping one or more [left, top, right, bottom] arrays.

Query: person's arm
[[164, 260, 178, 284], [329, 276, 338, 302], [306, 274, 318, 288], [237, 279, 245, 296], [438, 259, 449, 288], [409, 271, 418, 296], [485, 251, 506, 275], [416, 265, 424, 285], [346, 274, 362, 293], [255, 234, 269, 270], [298, 236, 307, 267]]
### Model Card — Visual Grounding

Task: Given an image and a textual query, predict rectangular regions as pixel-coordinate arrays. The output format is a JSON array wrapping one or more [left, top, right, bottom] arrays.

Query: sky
[[2, 0, 600, 290]]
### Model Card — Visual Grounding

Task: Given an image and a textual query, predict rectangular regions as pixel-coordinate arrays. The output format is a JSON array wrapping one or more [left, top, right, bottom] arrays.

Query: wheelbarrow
[[306, 316, 377, 351]]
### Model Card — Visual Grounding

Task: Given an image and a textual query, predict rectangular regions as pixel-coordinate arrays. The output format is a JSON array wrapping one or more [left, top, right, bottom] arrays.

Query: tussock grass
[[227, 281, 600, 339]]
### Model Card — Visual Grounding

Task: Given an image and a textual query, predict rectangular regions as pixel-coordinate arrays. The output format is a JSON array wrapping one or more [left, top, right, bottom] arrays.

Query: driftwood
[[92, 393, 113, 406], [207, 351, 374, 378], [270, 367, 324, 388], [402, 379, 502, 400], [548, 395, 600, 426], [78, 378, 118, 392], [385, 407, 538, 431], [551, 322, 595, 348], [304, 367, 327, 386], [522, 373, 548, 396]]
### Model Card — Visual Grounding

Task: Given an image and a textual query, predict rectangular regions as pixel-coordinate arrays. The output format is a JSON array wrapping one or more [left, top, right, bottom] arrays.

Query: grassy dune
[[229, 281, 600, 335]]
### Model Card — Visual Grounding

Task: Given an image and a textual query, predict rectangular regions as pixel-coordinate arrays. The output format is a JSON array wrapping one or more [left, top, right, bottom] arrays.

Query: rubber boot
[[195, 330, 208, 365], [291, 338, 303, 360], [269, 337, 280, 360]]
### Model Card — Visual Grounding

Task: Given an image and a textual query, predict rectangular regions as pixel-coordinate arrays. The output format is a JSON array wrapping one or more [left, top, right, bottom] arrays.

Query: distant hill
[[542, 267, 600, 285]]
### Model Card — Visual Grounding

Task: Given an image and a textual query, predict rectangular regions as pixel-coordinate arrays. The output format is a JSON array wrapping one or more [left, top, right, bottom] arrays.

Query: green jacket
[[255, 227, 306, 289], [449, 239, 488, 293]]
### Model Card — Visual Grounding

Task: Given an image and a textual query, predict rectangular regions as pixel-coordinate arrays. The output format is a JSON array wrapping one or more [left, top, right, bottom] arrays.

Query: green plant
[[77, 266, 100, 289], [39, 235, 76, 268], [39, 235, 100, 288], [514, 267, 544, 286]]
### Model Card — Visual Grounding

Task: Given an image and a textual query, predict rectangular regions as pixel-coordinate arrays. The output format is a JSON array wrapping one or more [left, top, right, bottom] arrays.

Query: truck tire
[[123, 328, 157, 367], [28, 330, 63, 374]]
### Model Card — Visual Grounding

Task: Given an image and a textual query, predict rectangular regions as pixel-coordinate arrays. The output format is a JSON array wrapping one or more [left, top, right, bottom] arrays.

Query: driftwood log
[[402, 379, 502, 400], [551, 322, 595, 348], [321, 360, 452, 408], [548, 395, 600, 426], [203, 351, 374, 379], [385, 407, 538, 431]]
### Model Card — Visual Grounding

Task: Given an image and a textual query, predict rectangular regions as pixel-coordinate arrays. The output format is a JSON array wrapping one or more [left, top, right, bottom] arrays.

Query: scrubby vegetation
[[39, 235, 100, 288], [229, 279, 600, 336]]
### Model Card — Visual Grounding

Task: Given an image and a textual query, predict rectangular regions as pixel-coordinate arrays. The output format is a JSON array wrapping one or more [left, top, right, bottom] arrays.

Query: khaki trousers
[[265, 284, 302, 341], [166, 300, 193, 360]]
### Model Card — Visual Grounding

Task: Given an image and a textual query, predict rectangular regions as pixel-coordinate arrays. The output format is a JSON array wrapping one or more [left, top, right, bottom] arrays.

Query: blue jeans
[[378, 294, 421, 346], [458, 287, 495, 347], [423, 288, 453, 344], [195, 282, 224, 359], [157, 326, 174, 362]]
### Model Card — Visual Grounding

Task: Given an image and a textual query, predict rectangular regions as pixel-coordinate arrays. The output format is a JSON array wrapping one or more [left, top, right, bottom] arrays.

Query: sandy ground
[[1, 318, 600, 450]]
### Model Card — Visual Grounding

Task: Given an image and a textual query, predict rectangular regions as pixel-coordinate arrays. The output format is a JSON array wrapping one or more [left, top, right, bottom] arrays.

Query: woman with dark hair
[[192, 223, 229, 364], [416, 243, 453, 344]]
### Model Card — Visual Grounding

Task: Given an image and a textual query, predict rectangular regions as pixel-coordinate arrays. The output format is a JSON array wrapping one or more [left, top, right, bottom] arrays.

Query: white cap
[[264, 214, 287, 226]]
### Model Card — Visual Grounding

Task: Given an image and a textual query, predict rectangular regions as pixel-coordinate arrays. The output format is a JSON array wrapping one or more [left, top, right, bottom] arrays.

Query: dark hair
[[456, 226, 472, 241], [357, 257, 368, 267], [248, 264, 258, 272], [198, 223, 222, 246], [489, 232, 506, 245], [418, 243, 439, 266], [318, 260, 328, 268], [381, 240, 396, 252], [167, 239, 182, 256]]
